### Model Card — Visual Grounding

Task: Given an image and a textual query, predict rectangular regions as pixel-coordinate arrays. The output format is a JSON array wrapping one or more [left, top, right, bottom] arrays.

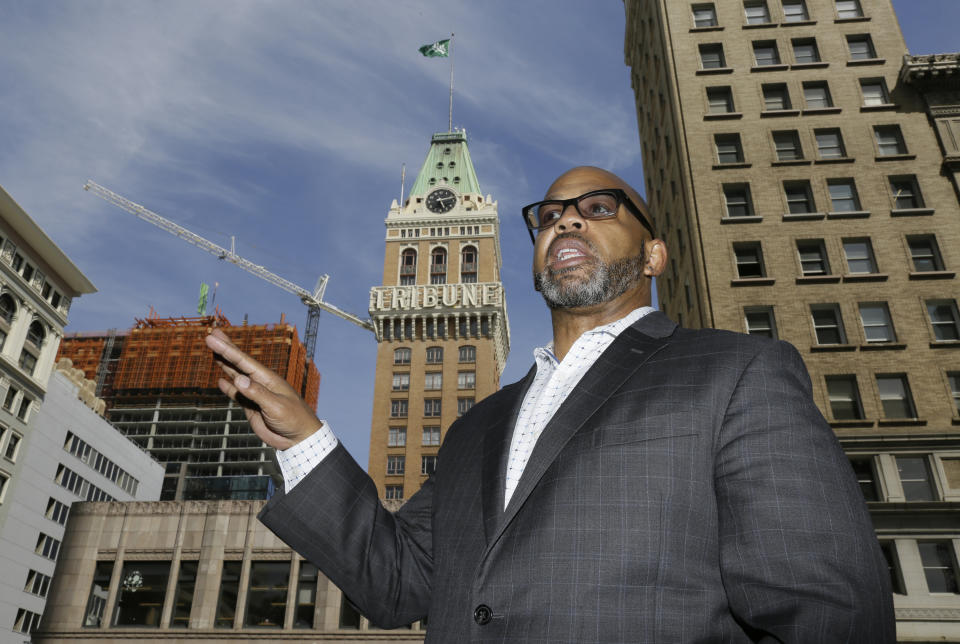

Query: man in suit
[[206, 166, 895, 642]]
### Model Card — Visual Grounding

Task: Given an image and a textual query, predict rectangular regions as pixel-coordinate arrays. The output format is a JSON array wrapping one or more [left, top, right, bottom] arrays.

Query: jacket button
[[473, 604, 492, 625]]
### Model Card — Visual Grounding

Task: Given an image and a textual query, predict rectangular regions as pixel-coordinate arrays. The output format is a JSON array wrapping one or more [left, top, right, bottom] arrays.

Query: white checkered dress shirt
[[278, 306, 654, 500]]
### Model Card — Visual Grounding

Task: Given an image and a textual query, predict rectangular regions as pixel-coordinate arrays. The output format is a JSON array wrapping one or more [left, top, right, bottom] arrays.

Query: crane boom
[[84, 181, 375, 340]]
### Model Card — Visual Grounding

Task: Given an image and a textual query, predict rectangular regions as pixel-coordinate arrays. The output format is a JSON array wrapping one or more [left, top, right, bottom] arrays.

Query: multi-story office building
[[624, 0, 960, 639], [58, 313, 320, 501], [367, 130, 509, 501]]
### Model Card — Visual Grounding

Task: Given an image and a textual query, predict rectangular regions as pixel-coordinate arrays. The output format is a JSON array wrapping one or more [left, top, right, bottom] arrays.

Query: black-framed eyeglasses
[[521, 188, 655, 243]]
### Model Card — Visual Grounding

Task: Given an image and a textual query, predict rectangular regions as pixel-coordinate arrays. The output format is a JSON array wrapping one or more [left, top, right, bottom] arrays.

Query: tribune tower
[[367, 130, 509, 501]]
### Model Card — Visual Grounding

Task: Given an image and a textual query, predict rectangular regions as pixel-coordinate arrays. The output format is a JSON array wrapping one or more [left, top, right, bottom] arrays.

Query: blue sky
[[0, 1, 956, 467]]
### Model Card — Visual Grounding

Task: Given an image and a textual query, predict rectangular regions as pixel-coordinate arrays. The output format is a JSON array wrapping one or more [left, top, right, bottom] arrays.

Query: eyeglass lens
[[533, 192, 620, 229]]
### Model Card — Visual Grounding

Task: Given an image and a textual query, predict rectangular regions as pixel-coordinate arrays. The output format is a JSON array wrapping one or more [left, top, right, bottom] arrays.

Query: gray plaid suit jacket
[[259, 311, 895, 643]]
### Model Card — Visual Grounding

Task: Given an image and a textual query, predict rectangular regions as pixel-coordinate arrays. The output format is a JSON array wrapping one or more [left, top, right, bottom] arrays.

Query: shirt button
[[473, 604, 492, 625]]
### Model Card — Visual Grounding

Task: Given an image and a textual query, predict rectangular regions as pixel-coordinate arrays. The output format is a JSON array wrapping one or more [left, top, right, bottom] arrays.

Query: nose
[[553, 203, 585, 232]]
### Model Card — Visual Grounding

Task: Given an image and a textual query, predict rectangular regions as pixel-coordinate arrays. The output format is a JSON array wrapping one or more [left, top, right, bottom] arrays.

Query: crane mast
[[84, 181, 375, 358]]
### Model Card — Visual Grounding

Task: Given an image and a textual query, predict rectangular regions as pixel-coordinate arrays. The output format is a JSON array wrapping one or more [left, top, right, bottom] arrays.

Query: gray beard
[[534, 239, 646, 310]]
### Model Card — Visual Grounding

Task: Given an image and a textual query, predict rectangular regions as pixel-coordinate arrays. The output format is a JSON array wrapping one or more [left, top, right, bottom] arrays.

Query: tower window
[[400, 248, 417, 285], [461, 245, 478, 283], [426, 346, 443, 364], [430, 248, 447, 285], [394, 348, 411, 365], [458, 345, 476, 363]]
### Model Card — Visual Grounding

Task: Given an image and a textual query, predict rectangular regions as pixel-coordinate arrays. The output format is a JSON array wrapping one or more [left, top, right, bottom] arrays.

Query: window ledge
[[835, 16, 872, 23], [891, 208, 934, 217], [843, 273, 888, 282], [697, 67, 735, 75], [909, 270, 955, 280], [783, 211, 825, 221], [876, 154, 917, 162], [743, 22, 777, 29], [792, 62, 829, 70], [877, 418, 927, 427], [860, 103, 898, 112], [731, 277, 775, 287], [847, 57, 885, 66], [760, 109, 800, 118], [827, 210, 870, 219], [829, 419, 874, 428], [815, 156, 856, 164], [704, 112, 744, 120], [751, 64, 789, 72], [690, 25, 724, 32], [930, 341, 960, 349], [781, 20, 816, 27], [721, 215, 763, 224], [860, 342, 906, 351], [802, 107, 842, 115], [796, 275, 841, 284], [712, 162, 752, 170], [772, 159, 812, 167], [811, 344, 857, 352]]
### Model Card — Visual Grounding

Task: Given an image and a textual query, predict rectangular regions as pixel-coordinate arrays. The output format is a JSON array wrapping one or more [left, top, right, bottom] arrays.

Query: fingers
[[206, 330, 283, 389]]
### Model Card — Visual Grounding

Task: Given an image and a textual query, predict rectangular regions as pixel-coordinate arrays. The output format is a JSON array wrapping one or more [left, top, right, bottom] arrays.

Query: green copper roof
[[409, 130, 482, 197]]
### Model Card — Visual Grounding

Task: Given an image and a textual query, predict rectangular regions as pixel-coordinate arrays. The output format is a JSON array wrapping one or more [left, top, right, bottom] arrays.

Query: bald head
[[545, 166, 652, 234]]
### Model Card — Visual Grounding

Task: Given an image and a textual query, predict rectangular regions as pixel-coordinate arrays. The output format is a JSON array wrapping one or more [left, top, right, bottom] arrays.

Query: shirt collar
[[534, 305, 656, 366]]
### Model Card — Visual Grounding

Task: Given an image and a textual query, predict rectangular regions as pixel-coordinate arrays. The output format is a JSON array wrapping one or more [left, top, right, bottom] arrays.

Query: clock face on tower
[[425, 188, 457, 213]]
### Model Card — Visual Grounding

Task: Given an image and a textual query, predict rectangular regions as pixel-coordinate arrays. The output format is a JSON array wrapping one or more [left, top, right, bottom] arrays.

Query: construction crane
[[84, 181, 375, 359]]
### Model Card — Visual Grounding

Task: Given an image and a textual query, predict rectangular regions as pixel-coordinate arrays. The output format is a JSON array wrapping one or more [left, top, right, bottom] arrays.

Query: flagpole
[[448, 33, 455, 132]]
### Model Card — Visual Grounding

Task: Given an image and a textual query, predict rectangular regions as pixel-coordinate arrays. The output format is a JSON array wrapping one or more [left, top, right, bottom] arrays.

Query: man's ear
[[644, 239, 668, 277]]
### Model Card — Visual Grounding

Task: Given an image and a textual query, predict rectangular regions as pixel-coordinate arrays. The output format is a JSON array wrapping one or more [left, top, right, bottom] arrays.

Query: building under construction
[[57, 310, 320, 501]]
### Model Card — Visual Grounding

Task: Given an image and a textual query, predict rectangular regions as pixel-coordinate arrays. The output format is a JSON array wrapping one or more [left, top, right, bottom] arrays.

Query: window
[[797, 240, 829, 275], [426, 346, 443, 364], [859, 303, 896, 343], [399, 248, 417, 285], [693, 3, 718, 27], [25, 320, 44, 348], [919, 542, 960, 593], [707, 86, 735, 113], [744, 307, 777, 338], [784, 181, 815, 214], [812, 304, 846, 344], [215, 561, 241, 628], [24, 569, 51, 598], [113, 561, 170, 627], [17, 396, 30, 420], [847, 34, 876, 59], [388, 427, 406, 447], [803, 81, 833, 108], [842, 238, 877, 274], [897, 456, 935, 501], [699, 43, 726, 69], [3, 386, 17, 411], [782, 0, 809, 22], [815, 129, 845, 158], [19, 350, 36, 376], [458, 345, 476, 362], [46, 497, 69, 525], [13, 609, 41, 635], [4, 433, 19, 461], [877, 375, 916, 418], [393, 348, 411, 365], [752, 40, 781, 66], [849, 457, 879, 501], [879, 542, 906, 593], [715, 133, 744, 163], [907, 236, 943, 272], [949, 373, 960, 415], [294, 562, 318, 629], [384, 485, 403, 500], [422, 455, 438, 476], [245, 561, 288, 628], [773, 130, 803, 160], [723, 183, 754, 217], [423, 426, 441, 446], [457, 397, 475, 416], [430, 247, 447, 285], [762, 83, 791, 110], [874, 125, 907, 155], [387, 455, 405, 475], [457, 371, 476, 389], [339, 594, 362, 629], [170, 561, 198, 628], [35, 533, 61, 561], [390, 399, 408, 418], [827, 179, 861, 212], [860, 78, 890, 106], [744, 0, 771, 24], [792, 38, 820, 63], [0, 471, 7, 502], [0, 293, 15, 324], [927, 300, 960, 341], [734, 242, 766, 278], [84, 561, 113, 627], [889, 176, 924, 209], [835, 0, 863, 19], [392, 373, 410, 391], [826, 375, 863, 419], [424, 398, 441, 417], [461, 245, 477, 283], [424, 372, 442, 390]]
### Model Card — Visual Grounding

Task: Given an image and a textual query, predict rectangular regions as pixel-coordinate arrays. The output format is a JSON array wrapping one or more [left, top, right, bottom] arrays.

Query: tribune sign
[[369, 282, 504, 313]]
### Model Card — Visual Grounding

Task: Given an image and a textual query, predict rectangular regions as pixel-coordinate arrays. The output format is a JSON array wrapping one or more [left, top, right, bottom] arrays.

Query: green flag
[[198, 282, 209, 316], [419, 39, 450, 58]]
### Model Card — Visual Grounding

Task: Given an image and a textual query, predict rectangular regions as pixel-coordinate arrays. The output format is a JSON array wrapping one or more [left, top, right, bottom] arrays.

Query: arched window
[[26, 321, 45, 348], [0, 293, 15, 324], [430, 248, 447, 285], [400, 249, 417, 286], [425, 346, 443, 364], [458, 345, 476, 363], [394, 348, 411, 365], [460, 246, 477, 283]]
